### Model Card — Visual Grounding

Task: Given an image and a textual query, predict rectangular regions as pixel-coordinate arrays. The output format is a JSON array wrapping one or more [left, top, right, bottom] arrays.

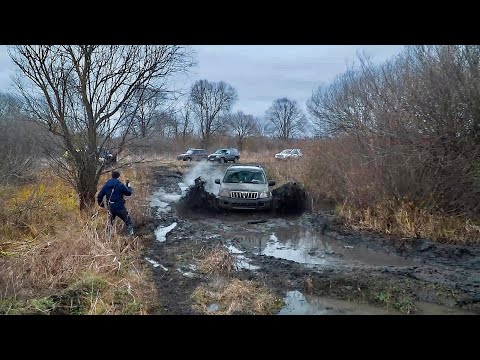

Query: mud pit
[[144, 163, 480, 315]]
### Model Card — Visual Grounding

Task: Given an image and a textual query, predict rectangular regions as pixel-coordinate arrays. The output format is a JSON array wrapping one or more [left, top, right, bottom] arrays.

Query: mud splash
[[272, 182, 312, 215], [182, 161, 224, 194], [177, 177, 220, 213], [175, 161, 313, 216], [178, 178, 312, 216]]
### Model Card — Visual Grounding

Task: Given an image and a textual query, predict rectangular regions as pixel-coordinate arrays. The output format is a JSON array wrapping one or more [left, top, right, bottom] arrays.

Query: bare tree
[[226, 111, 257, 150], [127, 86, 168, 139], [265, 98, 306, 141], [189, 79, 237, 149], [307, 45, 480, 218], [0, 92, 38, 185], [10, 45, 193, 210], [252, 116, 272, 137], [173, 103, 194, 143]]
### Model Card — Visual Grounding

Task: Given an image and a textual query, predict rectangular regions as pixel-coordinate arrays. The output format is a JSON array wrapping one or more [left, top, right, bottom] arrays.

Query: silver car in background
[[274, 148, 303, 160]]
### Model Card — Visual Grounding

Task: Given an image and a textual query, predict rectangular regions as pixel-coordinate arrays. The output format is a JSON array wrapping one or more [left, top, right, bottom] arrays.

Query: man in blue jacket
[[97, 170, 134, 236]]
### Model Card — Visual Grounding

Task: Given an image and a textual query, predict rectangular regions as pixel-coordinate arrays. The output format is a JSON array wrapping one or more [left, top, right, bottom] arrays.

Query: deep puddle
[[234, 225, 415, 268], [279, 291, 472, 315], [279, 291, 396, 315]]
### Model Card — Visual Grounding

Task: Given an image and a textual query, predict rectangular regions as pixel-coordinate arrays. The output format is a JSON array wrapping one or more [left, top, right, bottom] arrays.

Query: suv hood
[[219, 182, 268, 192]]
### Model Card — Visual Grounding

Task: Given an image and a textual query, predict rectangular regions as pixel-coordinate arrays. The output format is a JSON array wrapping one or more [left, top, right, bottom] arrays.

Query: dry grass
[[198, 244, 236, 276], [338, 201, 480, 245], [122, 153, 191, 173], [244, 141, 480, 245], [0, 163, 157, 314], [192, 278, 283, 315], [241, 150, 325, 203]]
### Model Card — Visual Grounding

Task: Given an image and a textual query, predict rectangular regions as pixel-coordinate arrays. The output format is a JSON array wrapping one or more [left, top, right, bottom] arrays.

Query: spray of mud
[[177, 162, 225, 213], [272, 182, 312, 216], [181, 161, 224, 195], [178, 162, 312, 216], [177, 176, 221, 213]]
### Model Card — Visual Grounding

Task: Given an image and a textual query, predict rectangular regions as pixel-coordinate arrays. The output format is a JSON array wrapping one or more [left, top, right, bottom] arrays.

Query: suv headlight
[[219, 189, 230, 197], [259, 191, 271, 198]]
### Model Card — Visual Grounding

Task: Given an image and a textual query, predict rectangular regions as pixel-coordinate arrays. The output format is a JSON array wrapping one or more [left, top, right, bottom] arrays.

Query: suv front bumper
[[218, 196, 272, 210]]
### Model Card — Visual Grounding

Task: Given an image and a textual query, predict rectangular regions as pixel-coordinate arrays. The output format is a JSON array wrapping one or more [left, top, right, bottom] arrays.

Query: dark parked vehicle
[[208, 148, 240, 163], [177, 148, 208, 161], [99, 148, 117, 166]]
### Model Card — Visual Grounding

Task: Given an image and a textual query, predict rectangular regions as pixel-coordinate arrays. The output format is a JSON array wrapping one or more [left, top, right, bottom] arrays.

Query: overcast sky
[[0, 45, 404, 117]]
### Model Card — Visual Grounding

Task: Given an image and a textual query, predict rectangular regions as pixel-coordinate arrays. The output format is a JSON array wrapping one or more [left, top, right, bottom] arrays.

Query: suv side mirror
[[268, 180, 276, 187], [215, 179, 221, 184]]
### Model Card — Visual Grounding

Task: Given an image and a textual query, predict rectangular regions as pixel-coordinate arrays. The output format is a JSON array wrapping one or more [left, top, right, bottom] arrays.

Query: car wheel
[[234, 157, 239, 163], [187, 157, 192, 162], [220, 157, 225, 164]]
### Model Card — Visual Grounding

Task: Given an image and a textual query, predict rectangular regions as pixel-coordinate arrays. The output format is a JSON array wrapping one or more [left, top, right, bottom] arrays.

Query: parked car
[[215, 164, 275, 210], [274, 148, 303, 160], [208, 148, 240, 163], [177, 148, 208, 161], [99, 148, 117, 166]]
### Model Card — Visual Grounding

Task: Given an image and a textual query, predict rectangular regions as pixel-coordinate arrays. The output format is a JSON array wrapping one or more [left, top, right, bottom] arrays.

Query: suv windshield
[[214, 149, 228, 154], [223, 170, 266, 184], [186, 150, 194, 155], [281, 149, 292, 154]]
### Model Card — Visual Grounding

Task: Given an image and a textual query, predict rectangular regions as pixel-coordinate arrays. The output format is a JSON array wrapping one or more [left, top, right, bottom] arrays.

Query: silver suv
[[215, 164, 275, 210]]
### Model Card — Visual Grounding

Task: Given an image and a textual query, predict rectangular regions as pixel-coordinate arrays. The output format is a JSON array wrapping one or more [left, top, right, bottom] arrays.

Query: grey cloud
[[0, 45, 404, 117]]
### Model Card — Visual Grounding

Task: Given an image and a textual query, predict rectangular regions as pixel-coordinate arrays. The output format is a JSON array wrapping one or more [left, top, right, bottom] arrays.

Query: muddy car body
[[208, 148, 240, 163], [177, 149, 208, 161], [215, 165, 275, 210]]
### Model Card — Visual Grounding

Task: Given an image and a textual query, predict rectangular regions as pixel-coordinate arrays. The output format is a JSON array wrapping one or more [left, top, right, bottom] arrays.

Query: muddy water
[[147, 166, 480, 315], [414, 302, 473, 315], [279, 291, 397, 315], [225, 244, 260, 270], [233, 225, 416, 268], [155, 222, 177, 242], [279, 291, 472, 315]]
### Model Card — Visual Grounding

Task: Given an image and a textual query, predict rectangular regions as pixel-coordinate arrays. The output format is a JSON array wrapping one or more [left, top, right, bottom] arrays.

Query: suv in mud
[[215, 164, 275, 210], [177, 148, 208, 161], [208, 148, 240, 163]]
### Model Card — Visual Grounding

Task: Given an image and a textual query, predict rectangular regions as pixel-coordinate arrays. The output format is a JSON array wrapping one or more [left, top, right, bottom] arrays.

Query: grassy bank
[[0, 164, 156, 314], [242, 147, 480, 245]]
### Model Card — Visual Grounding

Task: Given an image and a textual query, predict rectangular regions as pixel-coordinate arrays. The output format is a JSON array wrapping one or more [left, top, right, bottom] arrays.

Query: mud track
[[142, 164, 480, 315]]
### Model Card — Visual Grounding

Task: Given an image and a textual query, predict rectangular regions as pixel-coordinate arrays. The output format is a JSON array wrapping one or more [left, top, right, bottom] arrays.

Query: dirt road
[[142, 163, 480, 315]]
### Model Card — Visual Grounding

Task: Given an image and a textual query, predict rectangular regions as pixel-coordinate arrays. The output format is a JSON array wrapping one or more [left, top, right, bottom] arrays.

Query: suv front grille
[[231, 191, 258, 199]]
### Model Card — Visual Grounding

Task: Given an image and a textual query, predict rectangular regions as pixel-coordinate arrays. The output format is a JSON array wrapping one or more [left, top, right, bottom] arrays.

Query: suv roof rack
[[227, 163, 263, 168]]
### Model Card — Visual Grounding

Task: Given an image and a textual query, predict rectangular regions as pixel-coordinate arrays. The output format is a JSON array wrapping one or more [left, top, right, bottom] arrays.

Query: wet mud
[[142, 163, 480, 315]]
